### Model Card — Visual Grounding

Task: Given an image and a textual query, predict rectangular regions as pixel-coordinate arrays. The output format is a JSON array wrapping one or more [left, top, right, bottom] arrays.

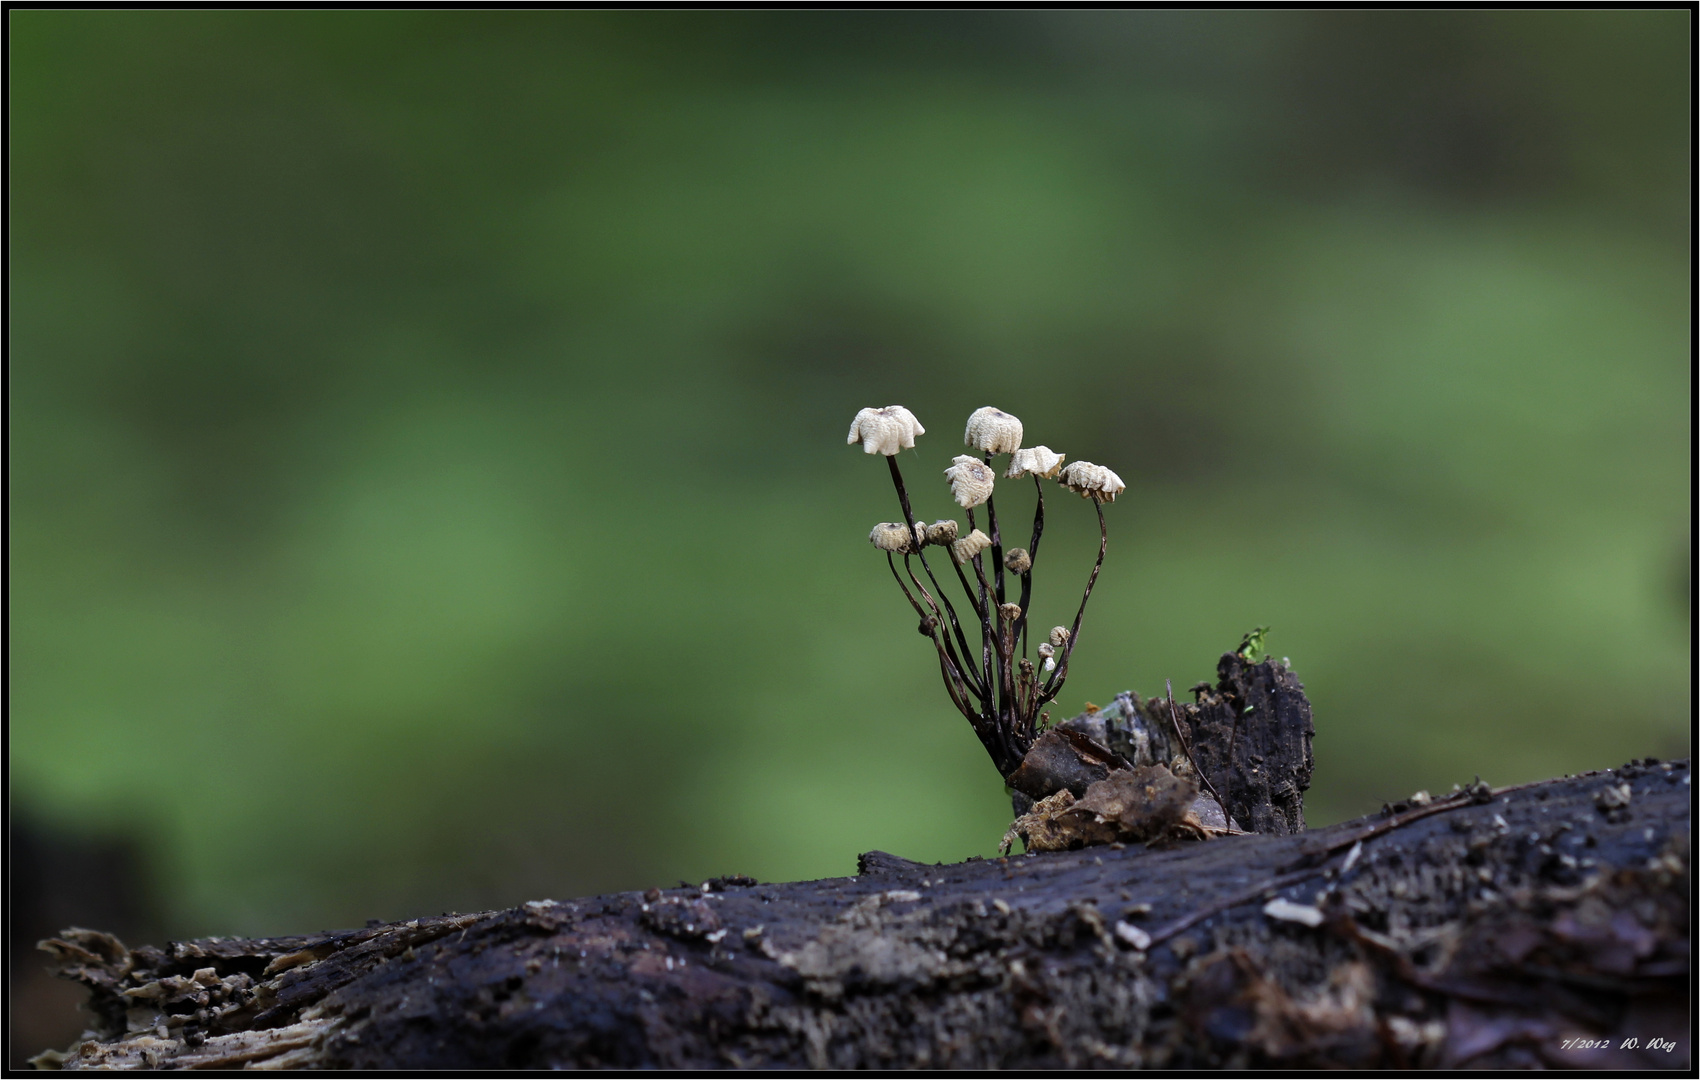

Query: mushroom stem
[[885, 455, 917, 537], [924, 554, 979, 687], [906, 556, 987, 704], [892, 553, 981, 720], [982, 451, 1006, 607], [963, 509, 995, 701], [1037, 499, 1106, 705], [1015, 472, 1046, 660], [885, 550, 929, 620], [917, 552, 983, 701], [997, 605, 1019, 753]]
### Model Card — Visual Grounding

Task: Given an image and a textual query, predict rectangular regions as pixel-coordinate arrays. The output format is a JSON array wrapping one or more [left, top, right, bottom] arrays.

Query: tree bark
[[34, 757, 1689, 1070]]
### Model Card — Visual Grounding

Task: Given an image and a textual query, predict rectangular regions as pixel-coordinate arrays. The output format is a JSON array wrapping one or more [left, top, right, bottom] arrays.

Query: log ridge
[[35, 760, 1690, 1070]]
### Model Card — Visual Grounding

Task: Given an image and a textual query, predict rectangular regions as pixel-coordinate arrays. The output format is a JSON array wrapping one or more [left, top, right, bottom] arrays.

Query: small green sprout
[[1237, 625, 1271, 664]]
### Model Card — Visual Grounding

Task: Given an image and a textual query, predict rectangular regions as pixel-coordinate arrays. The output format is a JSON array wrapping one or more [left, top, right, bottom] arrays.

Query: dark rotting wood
[[33, 760, 1690, 1070], [1171, 652, 1315, 836], [1008, 654, 1311, 834]]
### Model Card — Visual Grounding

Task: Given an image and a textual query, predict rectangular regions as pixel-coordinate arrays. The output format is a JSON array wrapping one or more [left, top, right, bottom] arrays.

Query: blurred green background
[[9, 11, 1691, 945]]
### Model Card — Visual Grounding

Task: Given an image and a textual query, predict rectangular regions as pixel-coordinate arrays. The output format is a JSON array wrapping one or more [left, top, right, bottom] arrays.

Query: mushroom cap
[[847, 406, 925, 456], [1058, 460, 1126, 502], [964, 406, 1023, 455], [1004, 547, 1032, 574], [868, 522, 914, 553], [944, 454, 996, 509], [924, 519, 960, 546], [1006, 445, 1066, 479], [950, 528, 992, 564], [1048, 626, 1070, 649]]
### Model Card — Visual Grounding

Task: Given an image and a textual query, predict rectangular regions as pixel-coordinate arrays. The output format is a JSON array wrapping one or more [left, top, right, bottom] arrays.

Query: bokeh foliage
[[9, 11, 1690, 936]]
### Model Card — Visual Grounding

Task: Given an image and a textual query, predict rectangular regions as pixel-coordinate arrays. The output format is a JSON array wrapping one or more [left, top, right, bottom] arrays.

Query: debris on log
[[1002, 654, 1311, 849], [32, 760, 1690, 1070]]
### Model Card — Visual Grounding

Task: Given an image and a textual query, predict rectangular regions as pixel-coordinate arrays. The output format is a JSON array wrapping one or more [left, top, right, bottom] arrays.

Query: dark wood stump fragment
[[1173, 653, 1315, 836]]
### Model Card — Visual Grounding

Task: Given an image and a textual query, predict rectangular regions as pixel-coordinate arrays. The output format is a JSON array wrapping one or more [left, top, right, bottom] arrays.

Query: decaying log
[[33, 758, 1689, 1069]]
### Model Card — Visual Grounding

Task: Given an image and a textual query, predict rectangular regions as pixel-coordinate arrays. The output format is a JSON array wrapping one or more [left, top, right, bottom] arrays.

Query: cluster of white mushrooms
[[848, 404, 1124, 778]]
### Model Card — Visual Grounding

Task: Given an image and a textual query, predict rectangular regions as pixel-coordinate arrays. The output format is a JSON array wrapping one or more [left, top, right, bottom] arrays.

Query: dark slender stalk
[[982, 452, 1005, 606], [1014, 473, 1046, 659], [965, 506, 984, 611], [886, 454, 991, 706], [970, 546, 1002, 720], [997, 607, 1018, 759], [964, 508, 995, 703], [885, 455, 917, 537], [919, 551, 980, 692], [1038, 499, 1107, 703], [947, 552, 988, 622], [886, 551, 929, 620], [933, 642, 977, 724], [907, 556, 987, 703], [893, 554, 983, 720]]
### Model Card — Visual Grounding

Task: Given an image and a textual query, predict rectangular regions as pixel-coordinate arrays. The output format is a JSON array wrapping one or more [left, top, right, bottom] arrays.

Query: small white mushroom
[[847, 406, 925, 456], [944, 455, 996, 509], [964, 406, 1023, 455], [1004, 547, 1031, 574], [998, 602, 1023, 624], [1058, 461, 1126, 503], [950, 528, 992, 564], [1005, 446, 1065, 479], [868, 522, 913, 553], [925, 519, 960, 546], [1048, 626, 1070, 649]]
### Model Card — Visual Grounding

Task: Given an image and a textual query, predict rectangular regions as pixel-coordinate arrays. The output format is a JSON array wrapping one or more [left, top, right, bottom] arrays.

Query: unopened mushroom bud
[[1005, 446, 1065, 479], [917, 614, 939, 636], [964, 406, 1023, 455], [1048, 626, 1070, 649], [950, 528, 992, 564], [998, 602, 1023, 624], [847, 405, 925, 456], [868, 522, 913, 553], [944, 455, 995, 509], [1004, 547, 1031, 574], [1058, 460, 1126, 503], [925, 519, 960, 546]]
